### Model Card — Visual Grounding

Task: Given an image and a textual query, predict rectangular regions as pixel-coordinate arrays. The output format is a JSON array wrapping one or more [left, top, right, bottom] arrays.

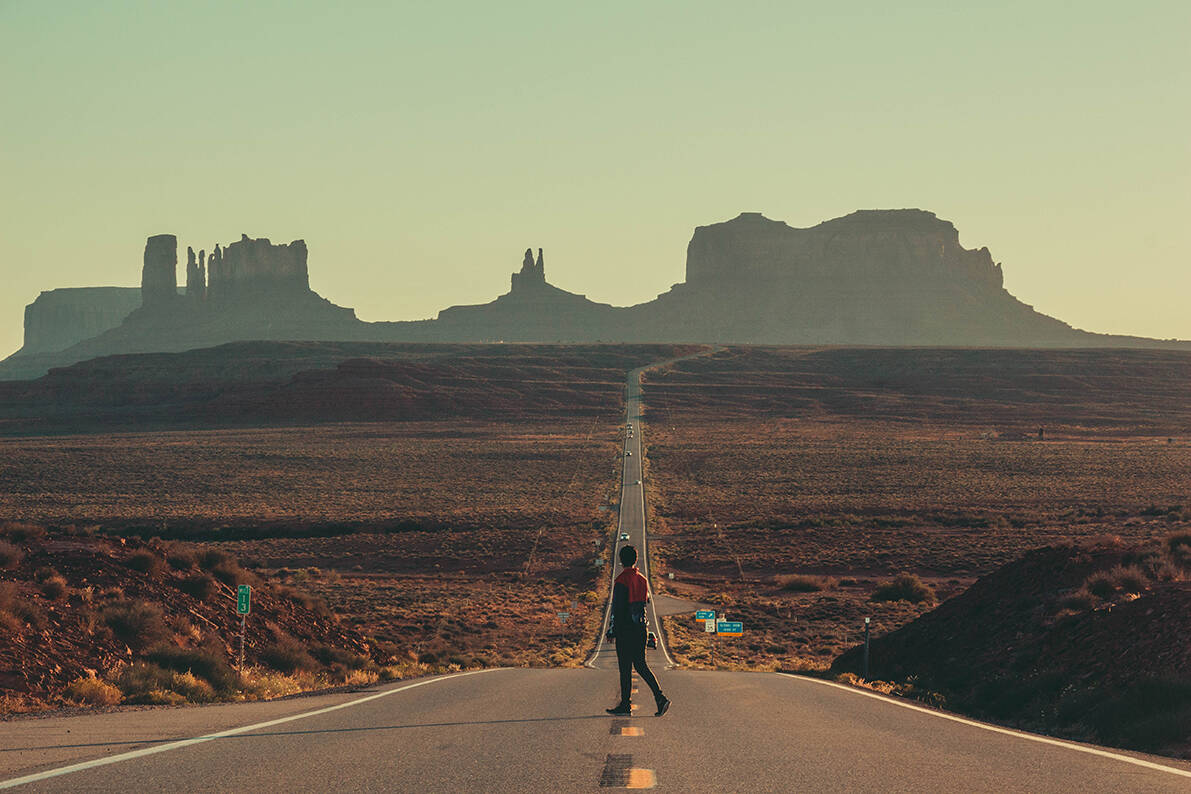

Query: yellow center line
[[619, 726, 644, 737], [626, 769, 656, 789]]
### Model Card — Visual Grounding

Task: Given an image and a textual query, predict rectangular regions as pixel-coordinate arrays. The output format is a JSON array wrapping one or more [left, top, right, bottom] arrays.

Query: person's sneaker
[[606, 704, 632, 716], [655, 696, 671, 717]]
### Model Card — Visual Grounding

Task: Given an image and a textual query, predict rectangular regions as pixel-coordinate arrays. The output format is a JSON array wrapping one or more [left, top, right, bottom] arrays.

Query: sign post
[[236, 584, 251, 670], [863, 616, 870, 680]]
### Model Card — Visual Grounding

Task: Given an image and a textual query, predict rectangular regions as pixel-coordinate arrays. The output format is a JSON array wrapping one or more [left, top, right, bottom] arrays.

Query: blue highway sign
[[716, 620, 743, 636]]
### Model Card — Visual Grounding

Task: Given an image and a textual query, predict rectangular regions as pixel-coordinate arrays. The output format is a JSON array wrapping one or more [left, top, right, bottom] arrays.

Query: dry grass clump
[[100, 601, 171, 651], [0, 540, 23, 570], [275, 585, 333, 618], [1166, 530, 1191, 569], [127, 550, 164, 577], [1083, 565, 1150, 602], [1, 583, 47, 631], [776, 574, 834, 592], [260, 637, 319, 674], [165, 544, 197, 571], [870, 574, 936, 605], [65, 675, 122, 706], [238, 667, 308, 699], [39, 575, 69, 601], [177, 573, 220, 602], [144, 645, 237, 693], [0, 522, 46, 542], [1058, 587, 1099, 613]]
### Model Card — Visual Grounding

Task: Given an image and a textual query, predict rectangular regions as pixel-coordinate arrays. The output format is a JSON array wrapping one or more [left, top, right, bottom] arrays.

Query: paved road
[[3, 359, 1191, 791], [587, 363, 674, 674], [4, 668, 1190, 792]]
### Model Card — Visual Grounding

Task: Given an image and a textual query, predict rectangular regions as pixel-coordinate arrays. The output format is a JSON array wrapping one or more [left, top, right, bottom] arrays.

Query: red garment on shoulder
[[615, 566, 649, 603]]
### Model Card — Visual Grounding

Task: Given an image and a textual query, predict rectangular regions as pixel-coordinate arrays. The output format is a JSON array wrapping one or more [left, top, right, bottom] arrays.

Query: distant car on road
[[620, 532, 630, 540], [632, 479, 641, 485], [625, 450, 632, 456]]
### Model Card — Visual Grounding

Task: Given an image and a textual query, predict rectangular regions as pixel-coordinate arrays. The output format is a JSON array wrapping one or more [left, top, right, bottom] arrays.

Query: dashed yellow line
[[626, 769, 656, 789], [619, 726, 643, 736]]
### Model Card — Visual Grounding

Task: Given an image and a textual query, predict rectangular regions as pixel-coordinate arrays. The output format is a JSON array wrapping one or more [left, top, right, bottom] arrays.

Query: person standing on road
[[605, 545, 671, 717]]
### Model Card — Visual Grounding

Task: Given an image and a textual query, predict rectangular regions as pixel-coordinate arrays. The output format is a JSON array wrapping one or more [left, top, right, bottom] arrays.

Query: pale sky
[[2, 1, 1188, 357]]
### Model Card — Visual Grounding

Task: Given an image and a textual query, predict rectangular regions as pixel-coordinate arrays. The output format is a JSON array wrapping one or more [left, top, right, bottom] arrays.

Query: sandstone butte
[[2, 209, 1186, 380]]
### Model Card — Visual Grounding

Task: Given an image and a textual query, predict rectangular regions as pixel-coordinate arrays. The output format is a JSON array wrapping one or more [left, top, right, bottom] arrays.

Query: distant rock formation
[[186, 247, 206, 301], [511, 247, 546, 291], [438, 247, 619, 341], [208, 235, 310, 301], [140, 234, 178, 308], [634, 210, 1079, 345], [2, 211, 1186, 381], [18, 288, 143, 356]]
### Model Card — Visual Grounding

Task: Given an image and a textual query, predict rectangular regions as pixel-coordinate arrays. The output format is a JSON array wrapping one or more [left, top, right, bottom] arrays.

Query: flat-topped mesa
[[140, 234, 178, 308], [685, 209, 1003, 292], [207, 234, 310, 302], [510, 247, 546, 292]]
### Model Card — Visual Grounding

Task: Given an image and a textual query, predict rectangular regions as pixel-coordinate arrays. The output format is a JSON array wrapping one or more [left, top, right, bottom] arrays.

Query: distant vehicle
[[620, 532, 630, 540], [633, 479, 641, 485], [625, 450, 632, 457]]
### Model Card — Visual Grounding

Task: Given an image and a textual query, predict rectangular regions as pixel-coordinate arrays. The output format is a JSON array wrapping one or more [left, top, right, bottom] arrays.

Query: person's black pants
[[615, 631, 663, 706]]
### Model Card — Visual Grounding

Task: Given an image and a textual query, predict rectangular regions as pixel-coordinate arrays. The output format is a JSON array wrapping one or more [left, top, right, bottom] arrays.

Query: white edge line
[[0, 668, 500, 790], [777, 673, 1191, 779]]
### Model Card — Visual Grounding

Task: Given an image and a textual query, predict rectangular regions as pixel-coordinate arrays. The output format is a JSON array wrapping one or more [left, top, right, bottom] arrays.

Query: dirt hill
[[832, 534, 1191, 756], [0, 523, 409, 713]]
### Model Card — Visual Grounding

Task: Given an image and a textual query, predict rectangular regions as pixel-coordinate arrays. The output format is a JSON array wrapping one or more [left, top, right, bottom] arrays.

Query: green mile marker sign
[[237, 584, 251, 615]]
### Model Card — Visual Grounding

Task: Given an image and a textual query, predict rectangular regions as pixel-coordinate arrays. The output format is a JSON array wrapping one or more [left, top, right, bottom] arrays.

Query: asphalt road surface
[[3, 361, 1191, 791]]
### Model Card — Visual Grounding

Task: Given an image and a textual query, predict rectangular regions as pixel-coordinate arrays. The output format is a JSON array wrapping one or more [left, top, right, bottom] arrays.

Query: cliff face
[[639, 209, 1076, 345], [140, 234, 178, 308], [685, 210, 1003, 291], [19, 288, 143, 356], [207, 235, 310, 301]]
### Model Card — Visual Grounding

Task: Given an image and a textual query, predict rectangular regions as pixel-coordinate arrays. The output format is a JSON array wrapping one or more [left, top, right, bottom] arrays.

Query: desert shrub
[[260, 637, 318, 674], [275, 585, 333, 618], [169, 671, 218, 703], [1109, 564, 1149, 594], [33, 566, 60, 583], [870, 573, 935, 604], [65, 675, 122, 706], [165, 544, 196, 571], [311, 644, 372, 673], [1166, 530, 1191, 569], [144, 645, 237, 692], [0, 581, 17, 612], [127, 550, 164, 576], [197, 549, 235, 572], [1058, 587, 1099, 612], [1084, 571, 1117, 599], [238, 667, 305, 699], [101, 601, 171, 651], [0, 522, 46, 542], [178, 573, 219, 602], [8, 596, 47, 630], [0, 607, 22, 634], [114, 663, 185, 705], [98, 586, 125, 601], [1153, 560, 1184, 582], [211, 559, 257, 587], [39, 575, 69, 601], [0, 540, 23, 570], [777, 574, 832, 592]]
